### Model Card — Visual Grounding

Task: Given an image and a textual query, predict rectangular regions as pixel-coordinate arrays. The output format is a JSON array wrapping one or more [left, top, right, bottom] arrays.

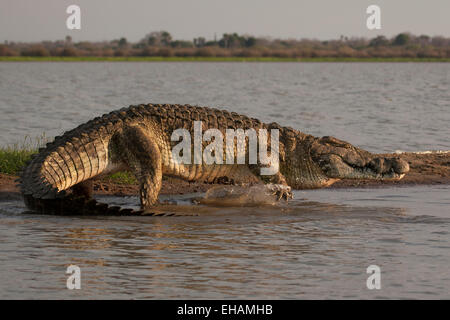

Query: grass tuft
[[0, 134, 139, 186], [103, 171, 137, 185], [0, 135, 47, 175], [0, 148, 36, 175]]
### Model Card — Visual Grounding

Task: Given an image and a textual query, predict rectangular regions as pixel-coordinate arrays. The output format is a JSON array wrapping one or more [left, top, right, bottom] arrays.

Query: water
[[0, 62, 449, 299], [0, 62, 448, 152], [0, 186, 449, 299]]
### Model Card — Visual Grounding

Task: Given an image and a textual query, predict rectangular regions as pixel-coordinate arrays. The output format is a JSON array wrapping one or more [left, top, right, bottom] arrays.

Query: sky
[[1, 0, 449, 42]]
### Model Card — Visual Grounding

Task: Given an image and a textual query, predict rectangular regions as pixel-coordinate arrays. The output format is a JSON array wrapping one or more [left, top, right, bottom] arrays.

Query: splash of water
[[198, 185, 278, 207]]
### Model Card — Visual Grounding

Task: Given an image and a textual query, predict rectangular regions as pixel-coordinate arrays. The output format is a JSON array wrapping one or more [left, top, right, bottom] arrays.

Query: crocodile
[[18, 103, 409, 215]]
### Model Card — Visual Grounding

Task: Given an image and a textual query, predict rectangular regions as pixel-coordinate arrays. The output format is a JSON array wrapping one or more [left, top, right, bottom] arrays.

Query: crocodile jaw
[[318, 153, 409, 181], [306, 136, 409, 183]]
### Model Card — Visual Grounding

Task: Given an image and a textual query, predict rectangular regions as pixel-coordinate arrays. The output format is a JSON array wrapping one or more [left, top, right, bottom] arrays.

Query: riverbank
[[1, 56, 449, 63], [1, 152, 448, 201]]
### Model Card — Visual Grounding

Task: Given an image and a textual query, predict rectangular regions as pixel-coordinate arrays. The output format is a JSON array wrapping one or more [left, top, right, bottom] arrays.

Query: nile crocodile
[[18, 104, 409, 215]]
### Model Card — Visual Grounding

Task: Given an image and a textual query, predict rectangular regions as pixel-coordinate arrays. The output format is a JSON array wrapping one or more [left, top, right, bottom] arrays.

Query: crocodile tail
[[22, 193, 146, 216], [16, 130, 183, 216], [22, 194, 194, 217], [16, 126, 150, 215]]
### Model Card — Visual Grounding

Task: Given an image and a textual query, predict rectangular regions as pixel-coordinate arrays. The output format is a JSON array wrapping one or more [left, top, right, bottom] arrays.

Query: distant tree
[[0, 44, 17, 56], [345, 37, 369, 49], [143, 31, 172, 46], [204, 40, 218, 47], [413, 35, 429, 47], [161, 31, 172, 46], [170, 40, 194, 48], [118, 37, 128, 47], [146, 32, 159, 46], [21, 44, 49, 57], [244, 36, 256, 47], [76, 41, 95, 51], [369, 35, 389, 47], [60, 47, 78, 57], [393, 33, 410, 46], [339, 35, 349, 42], [193, 37, 206, 47], [4, 31, 450, 59], [218, 34, 231, 48], [431, 36, 448, 47], [418, 35, 430, 42], [218, 33, 247, 48]]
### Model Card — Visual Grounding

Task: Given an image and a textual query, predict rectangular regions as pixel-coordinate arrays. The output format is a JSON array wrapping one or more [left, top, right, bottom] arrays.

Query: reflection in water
[[0, 185, 449, 299]]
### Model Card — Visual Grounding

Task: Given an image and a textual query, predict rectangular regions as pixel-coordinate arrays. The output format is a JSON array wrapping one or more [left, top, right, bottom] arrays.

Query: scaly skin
[[18, 103, 409, 215]]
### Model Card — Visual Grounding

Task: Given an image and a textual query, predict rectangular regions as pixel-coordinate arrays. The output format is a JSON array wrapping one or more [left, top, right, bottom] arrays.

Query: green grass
[[0, 134, 137, 185], [105, 171, 137, 185], [0, 145, 138, 184], [0, 135, 46, 175], [0, 148, 36, 175], [0, 56, 449, 62], [0, 133, 135, 185], [0, 142, 137, 184]]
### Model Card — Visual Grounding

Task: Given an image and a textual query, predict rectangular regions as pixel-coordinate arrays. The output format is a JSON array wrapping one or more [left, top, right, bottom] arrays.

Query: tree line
[[1, 31, 449, 58]]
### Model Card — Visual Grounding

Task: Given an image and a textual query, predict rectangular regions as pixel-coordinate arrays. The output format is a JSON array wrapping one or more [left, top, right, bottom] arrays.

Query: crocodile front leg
[[269, 172, 293, 200], [112, 125, 162, 209], [253, 168, 293, 201], [266, 183, 293, 201]]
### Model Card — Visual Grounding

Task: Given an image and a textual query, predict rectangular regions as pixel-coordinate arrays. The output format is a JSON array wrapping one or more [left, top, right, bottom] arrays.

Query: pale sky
[[1, 0, 449, 42]]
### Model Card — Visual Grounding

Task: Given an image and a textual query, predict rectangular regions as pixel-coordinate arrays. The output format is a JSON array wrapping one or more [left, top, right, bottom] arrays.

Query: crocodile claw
[[268, 184, 293, 201]]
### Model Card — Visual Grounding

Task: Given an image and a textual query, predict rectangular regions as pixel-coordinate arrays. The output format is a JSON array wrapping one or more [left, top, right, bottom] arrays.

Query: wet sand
[[0, 152, 448, 201]]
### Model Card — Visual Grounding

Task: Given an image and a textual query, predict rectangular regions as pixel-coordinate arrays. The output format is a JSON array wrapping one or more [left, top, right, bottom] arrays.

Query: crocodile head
[[282, 135, 409, 189]]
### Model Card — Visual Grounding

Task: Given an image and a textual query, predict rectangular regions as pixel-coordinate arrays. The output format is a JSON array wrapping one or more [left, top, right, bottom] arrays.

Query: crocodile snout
[[369, 157, 409, 175]]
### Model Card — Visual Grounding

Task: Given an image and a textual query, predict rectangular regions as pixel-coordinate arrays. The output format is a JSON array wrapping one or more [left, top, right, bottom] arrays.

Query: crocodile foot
[[267, 184, 293, 201]]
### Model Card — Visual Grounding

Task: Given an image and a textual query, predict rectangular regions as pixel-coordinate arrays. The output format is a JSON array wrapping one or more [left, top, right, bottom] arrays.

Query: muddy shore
[[0, 152, 448, 201]]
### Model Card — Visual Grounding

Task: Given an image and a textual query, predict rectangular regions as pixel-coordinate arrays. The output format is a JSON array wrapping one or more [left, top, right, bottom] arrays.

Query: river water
[[0, 62, 449, 299]]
